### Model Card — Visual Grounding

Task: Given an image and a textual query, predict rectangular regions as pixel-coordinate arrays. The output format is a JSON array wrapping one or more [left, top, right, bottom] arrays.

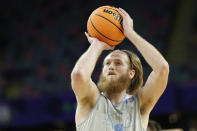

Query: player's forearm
[[127, 30, 169, 73], [71, 43, 103, 81]]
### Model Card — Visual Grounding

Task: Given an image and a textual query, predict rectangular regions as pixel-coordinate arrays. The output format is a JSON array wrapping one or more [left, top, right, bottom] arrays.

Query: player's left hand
[[116, 8, 134, 37]]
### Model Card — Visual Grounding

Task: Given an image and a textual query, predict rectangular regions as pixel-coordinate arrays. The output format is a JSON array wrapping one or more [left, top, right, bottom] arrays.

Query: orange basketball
[[87, 5, 125, 46]]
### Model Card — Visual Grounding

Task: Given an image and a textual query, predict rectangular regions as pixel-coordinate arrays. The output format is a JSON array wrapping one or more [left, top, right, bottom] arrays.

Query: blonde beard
[[97, 73, 131, 95]]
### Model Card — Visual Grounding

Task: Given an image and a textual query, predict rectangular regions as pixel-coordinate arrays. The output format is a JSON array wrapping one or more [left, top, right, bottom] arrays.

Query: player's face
[[97, 52, 132, 94], [102, 52, 130, 81]]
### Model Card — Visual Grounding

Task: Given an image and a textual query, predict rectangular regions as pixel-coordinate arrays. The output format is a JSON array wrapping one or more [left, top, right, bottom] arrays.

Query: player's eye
[[106, 62, 110, 65], [115, 62, 121, 66]]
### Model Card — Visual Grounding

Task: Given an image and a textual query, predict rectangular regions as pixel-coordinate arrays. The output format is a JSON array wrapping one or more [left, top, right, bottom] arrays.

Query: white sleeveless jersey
[[76, 93, 145, 131]]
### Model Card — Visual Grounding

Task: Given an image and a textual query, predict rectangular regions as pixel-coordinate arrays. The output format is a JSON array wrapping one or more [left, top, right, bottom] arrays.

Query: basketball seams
[[93, 13, 124, 34], [90, 18, 121, 42]]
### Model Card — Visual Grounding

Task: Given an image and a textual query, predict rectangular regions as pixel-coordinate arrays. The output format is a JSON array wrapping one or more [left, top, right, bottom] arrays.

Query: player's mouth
[[108, 72, 116, 76]]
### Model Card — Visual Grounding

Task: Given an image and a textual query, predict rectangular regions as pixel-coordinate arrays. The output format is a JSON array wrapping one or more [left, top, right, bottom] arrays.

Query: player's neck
[[107, 90, 127, 106]]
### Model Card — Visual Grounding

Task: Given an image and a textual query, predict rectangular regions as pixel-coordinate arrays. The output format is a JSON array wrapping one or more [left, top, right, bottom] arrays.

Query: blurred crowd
[[0, 0, 196, 130]]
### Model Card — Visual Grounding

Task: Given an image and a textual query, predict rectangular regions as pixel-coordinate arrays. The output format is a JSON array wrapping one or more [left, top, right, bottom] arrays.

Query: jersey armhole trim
[[76, 94, 102, 128], [135, 94, 146, 131]]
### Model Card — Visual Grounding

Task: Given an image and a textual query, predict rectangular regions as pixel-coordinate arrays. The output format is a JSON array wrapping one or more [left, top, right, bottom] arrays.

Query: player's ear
[[129, 69, 135, 79]]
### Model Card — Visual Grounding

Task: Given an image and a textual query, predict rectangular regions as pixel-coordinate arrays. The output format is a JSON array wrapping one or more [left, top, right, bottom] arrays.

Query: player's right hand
[[85, 32, 115, 50]]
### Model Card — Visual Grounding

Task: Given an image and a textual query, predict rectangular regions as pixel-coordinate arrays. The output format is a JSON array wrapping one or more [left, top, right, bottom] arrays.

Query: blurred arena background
[[0, 0, 197, 130]]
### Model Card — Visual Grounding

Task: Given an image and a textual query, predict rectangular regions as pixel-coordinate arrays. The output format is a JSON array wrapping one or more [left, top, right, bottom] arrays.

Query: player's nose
[[108, 63, 115, 70]]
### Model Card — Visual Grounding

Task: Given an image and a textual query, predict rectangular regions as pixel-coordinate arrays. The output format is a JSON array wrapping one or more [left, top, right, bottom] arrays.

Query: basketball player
[[71, 7, 169, 131]]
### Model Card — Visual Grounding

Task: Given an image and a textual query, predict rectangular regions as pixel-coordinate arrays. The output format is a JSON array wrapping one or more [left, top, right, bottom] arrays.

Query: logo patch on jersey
[[105, 112, 132, 130], [114, 124, 123, 131]]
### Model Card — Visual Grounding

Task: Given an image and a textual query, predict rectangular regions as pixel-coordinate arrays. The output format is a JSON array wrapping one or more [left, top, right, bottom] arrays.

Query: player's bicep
[[138, 70, 169, 114], [71, 77, 99, 106]]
